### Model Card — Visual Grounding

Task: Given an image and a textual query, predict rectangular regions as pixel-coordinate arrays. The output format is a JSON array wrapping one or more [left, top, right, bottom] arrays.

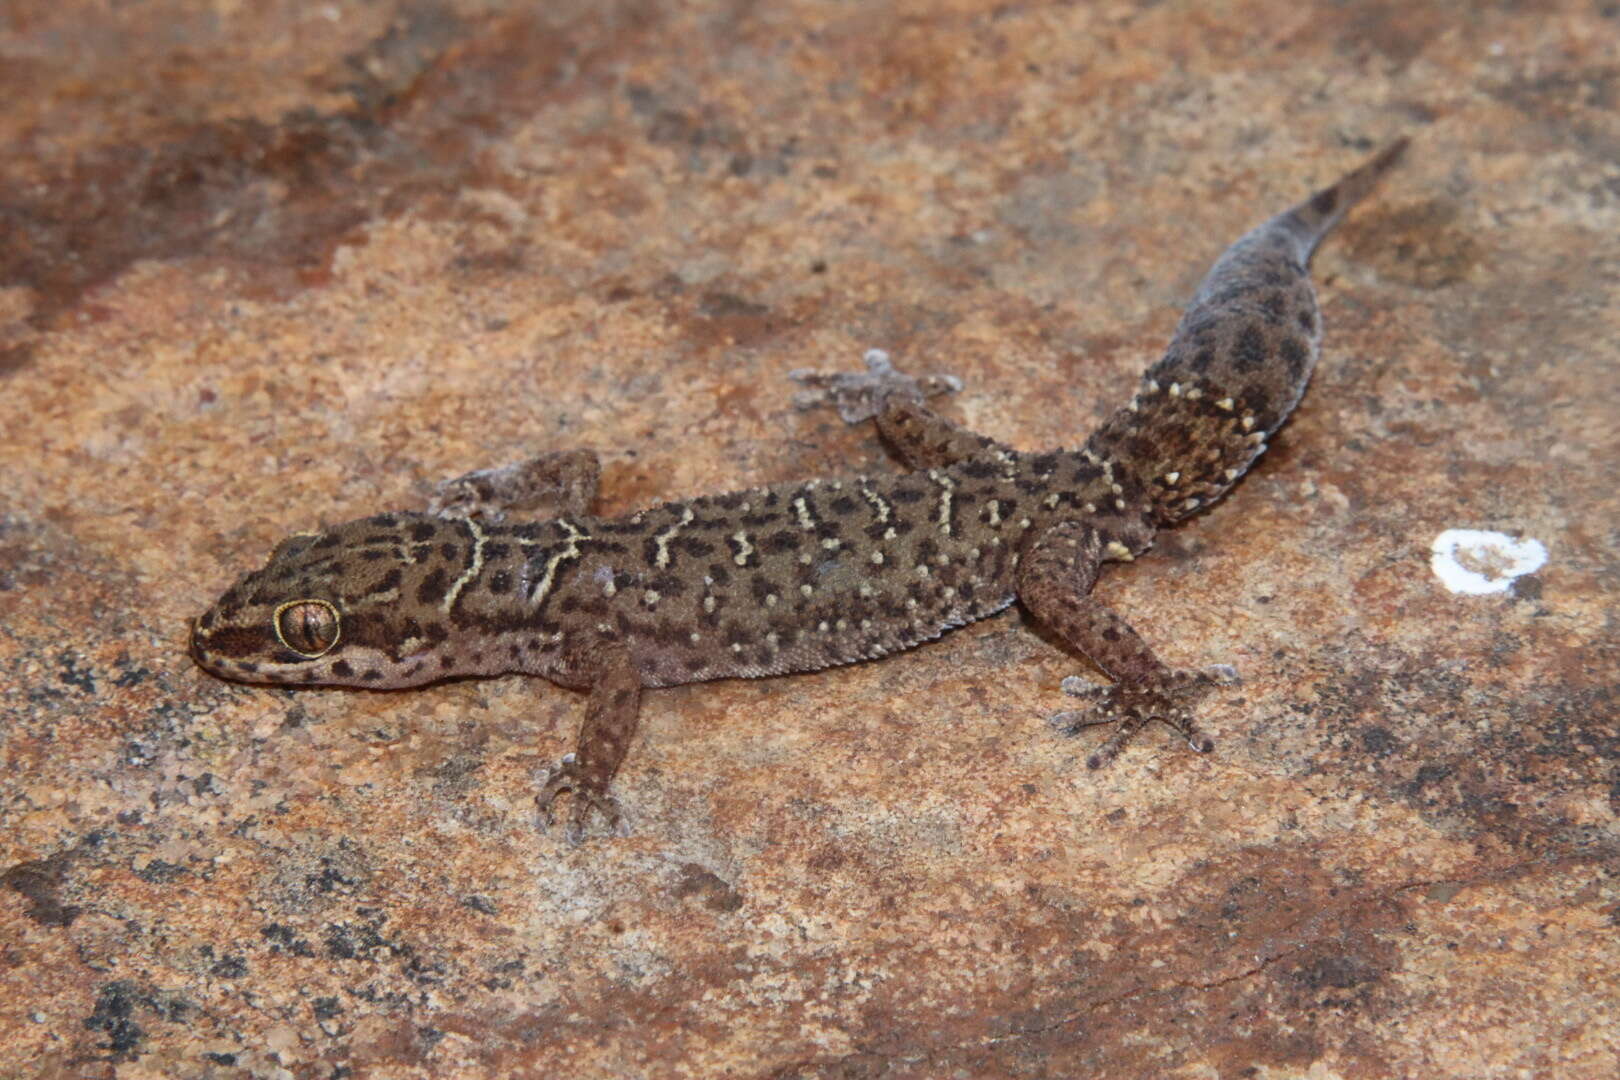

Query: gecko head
[[191, 512, 470, 689]]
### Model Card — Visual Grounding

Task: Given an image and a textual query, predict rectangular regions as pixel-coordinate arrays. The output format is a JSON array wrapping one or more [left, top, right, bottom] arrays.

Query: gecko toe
[[1052, 666, 1230, 767], [536, 757, 625, 841]]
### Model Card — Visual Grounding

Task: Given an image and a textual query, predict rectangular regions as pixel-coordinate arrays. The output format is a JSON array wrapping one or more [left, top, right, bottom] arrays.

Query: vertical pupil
[[280, 602, 335, 655]]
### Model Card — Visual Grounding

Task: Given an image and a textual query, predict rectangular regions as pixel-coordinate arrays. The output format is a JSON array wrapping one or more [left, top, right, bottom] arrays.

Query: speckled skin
[[192, 141, 1406, 838]]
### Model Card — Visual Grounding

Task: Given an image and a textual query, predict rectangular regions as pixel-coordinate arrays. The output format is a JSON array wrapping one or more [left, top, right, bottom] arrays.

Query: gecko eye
[[274, 600, 341, 658]]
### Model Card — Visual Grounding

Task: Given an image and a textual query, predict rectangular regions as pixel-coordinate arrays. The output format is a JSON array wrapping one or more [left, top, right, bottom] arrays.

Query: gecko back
[[1088, 138, 1408, 526]]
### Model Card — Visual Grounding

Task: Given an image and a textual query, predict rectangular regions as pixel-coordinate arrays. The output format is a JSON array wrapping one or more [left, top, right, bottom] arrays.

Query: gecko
[[191, 139, 1407, 839]]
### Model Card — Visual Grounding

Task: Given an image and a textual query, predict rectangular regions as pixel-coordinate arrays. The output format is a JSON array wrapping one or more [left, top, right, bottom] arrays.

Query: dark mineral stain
[[81, 980, 191, 1060], [2, 852, 82, 927], [83, 982, 147, 1058], [0, 5, 653, 329], [672, 862, 744, 913]]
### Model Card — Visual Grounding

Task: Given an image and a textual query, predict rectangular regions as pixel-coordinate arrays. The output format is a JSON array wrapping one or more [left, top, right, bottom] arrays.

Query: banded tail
[[1090, 138, 1409, 526]]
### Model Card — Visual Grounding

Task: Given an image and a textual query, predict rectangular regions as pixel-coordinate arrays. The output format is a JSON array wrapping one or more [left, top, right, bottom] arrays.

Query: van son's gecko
[[192, 140, 1407, 838]]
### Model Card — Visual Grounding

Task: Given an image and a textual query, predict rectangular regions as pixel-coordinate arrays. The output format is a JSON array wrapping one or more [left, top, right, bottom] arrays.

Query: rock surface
[[2, 2, 1616, 1076]]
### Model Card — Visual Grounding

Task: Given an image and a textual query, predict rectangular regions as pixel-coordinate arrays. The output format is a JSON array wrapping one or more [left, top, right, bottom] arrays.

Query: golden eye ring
[[273, 599, 341, 658]]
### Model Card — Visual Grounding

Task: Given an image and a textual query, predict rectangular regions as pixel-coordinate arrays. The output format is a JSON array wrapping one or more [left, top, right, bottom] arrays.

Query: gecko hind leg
[[790, 348, 962, 424], [1018, 520, 1239, 769], [792, 348, 1012, 468], [1051, 665, 1239, 769], [430, 448, 601, 522]]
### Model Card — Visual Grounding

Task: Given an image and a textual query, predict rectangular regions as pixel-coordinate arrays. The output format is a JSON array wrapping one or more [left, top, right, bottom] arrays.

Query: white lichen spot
[[1430, 529, 1548, 596]]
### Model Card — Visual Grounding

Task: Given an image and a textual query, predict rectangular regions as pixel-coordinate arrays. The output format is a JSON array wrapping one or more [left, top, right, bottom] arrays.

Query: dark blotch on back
[[1279, 336, 1310, 381], [416, 568, 448, 605], [1232, 324, 1269, 373]]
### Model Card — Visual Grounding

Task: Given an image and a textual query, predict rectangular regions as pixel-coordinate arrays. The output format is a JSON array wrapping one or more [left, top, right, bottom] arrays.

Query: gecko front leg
[[1018, 520, 1238, 769], [536, 645, 644, 843], [430, 448, 601, 522]]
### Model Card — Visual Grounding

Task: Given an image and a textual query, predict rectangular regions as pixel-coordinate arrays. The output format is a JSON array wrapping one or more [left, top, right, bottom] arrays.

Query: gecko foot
[[1050, 665, 1239, 769], [536, 754, 627, 844], [789, 348, 963, 424], [430, 449, 600, 523]]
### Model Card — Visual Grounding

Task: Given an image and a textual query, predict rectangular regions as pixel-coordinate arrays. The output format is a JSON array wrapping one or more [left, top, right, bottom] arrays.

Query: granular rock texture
[[2, 2, 1615, 1077]]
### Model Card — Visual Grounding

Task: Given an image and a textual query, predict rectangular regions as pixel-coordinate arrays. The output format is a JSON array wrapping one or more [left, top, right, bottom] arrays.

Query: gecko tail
[[1279, 136, 1410, 259]]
